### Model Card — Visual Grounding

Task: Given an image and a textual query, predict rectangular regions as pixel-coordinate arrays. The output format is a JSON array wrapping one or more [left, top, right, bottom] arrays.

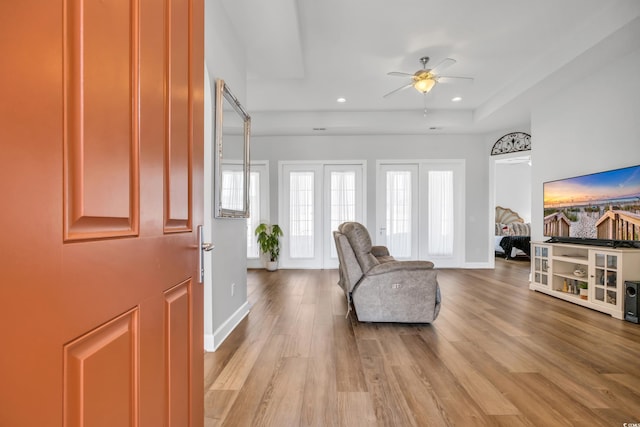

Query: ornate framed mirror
[[214, 79, 251, 218]]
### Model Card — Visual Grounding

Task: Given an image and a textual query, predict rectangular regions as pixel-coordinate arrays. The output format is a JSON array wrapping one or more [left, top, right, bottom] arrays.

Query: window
[[289, 171, 315, 258], [246, 162, 269, 262], [428, 170, 453, 256], [385, 170, 412, 258], [329, 171, 356, 258], [247, 171, 261, 258], [220, 169, 244, 211]]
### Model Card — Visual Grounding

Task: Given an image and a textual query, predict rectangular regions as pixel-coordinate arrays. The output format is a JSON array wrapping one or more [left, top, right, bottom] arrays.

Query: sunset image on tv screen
[[543, 165, 640, 241]]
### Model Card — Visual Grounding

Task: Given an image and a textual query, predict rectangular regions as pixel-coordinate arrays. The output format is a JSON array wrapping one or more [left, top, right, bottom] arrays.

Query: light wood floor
[[204, 259, 640, 426]]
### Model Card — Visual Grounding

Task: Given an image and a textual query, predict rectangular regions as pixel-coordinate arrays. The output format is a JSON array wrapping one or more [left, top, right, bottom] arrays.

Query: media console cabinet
[[530, 241, 640, 319]]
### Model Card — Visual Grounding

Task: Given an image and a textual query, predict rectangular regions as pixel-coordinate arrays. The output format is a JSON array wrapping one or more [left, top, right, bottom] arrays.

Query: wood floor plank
[[512, 372, 618, 427], [336, 392, 378, 427], [282, 302, 316, 357], [418, 327, 520, 416], [299, 310, 340, 427], [210, 314, 279, 390], [204, 390, 237, 427], [356, 339, 418, 427], [250, 356, 309, 427], [399, 333, 493, 425], [334, 315, 368, 392], [205, 260, 640, 426], [392, 364, 452, 427], [218, 334, 288, 427]]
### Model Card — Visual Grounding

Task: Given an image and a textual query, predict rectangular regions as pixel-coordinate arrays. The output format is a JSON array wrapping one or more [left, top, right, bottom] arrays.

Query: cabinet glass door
[[593, 253, 618, 307], [533, 246, 549, 287]]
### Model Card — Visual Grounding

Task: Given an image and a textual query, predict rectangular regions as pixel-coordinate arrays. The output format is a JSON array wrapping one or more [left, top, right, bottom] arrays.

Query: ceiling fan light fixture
[[414, 78, 435, 93]]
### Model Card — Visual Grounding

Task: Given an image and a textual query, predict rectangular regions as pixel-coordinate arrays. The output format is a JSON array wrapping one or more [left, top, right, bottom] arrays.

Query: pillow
[[495, 223, 509, 236], [509, 222, 531, 236]]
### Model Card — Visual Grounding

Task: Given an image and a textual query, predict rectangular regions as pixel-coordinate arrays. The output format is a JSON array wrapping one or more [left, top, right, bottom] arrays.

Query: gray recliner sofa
[[333, 222, 441, 323]]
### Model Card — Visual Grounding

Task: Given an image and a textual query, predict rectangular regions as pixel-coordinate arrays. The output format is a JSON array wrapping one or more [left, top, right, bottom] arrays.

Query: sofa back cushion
[[333, 231, 363, 294], [339, 222, 379, 273]]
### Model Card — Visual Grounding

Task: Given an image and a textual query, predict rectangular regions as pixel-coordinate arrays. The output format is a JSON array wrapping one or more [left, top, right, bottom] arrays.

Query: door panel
[[0, 0, 204, 426], [63, 309, 139, 427], [64, 0, 139, 240], [377, 164, 419, 258], [165, 281, 192, 426], [323, 164, 364, 268], [165, 0, 193, 231], [280, 164, 322, 268]]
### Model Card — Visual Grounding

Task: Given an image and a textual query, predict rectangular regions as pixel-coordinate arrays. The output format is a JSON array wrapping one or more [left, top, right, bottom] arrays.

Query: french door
[[280, 162, 365, 269], [376, 160, 465, 267]]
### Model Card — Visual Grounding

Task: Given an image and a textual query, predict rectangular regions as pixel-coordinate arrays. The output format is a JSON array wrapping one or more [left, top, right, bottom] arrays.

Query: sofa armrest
[[367, 260, 434, 276], [371, 245, 390, 257], [352, 268, 441, 323]]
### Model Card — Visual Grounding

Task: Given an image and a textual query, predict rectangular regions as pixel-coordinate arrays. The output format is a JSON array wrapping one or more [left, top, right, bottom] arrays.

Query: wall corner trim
[[204, 302, 251, 352]]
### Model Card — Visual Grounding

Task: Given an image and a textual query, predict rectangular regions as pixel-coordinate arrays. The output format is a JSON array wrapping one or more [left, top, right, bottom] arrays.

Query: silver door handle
[[198, 225, 214, 283]]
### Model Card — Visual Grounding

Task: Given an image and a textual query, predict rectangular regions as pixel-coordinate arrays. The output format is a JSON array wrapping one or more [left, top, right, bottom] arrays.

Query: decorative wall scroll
[[491, 132, 531, 155]]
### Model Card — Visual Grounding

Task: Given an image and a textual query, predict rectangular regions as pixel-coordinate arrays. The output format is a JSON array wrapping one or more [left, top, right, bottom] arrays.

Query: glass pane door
[[324, 164, 364, 268], [593, 252, 618, 307], [377, 164, 418, 259]]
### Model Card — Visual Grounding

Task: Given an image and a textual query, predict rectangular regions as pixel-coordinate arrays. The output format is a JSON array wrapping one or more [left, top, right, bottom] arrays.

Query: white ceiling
[[219, 0, 640, 136]]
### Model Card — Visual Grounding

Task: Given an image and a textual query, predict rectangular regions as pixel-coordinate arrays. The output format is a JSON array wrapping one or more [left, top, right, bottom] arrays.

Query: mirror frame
[[214, 79, 251, 218]]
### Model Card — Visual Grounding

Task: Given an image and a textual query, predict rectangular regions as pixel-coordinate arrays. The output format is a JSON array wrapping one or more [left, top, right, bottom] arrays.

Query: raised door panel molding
[[164, 280, 192, 426], [63, 0, 140, 241], [164, 0, 193, 233], [63, 309, 139, 427]]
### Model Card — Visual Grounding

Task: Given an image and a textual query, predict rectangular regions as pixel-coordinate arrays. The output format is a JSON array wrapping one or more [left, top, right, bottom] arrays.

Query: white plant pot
[[579, 288, 588, 300], [266, 261, 278, 271]]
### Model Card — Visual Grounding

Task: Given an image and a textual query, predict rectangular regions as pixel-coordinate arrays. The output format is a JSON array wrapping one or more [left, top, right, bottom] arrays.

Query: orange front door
[[0, 0, 204, 426]]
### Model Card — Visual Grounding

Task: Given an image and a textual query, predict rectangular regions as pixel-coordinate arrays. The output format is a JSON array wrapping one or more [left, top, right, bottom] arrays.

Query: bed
[[494, 206, 531, 259]]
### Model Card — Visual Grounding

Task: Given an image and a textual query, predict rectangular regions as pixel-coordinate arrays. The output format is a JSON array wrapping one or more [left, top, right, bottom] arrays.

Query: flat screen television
[[543, 164, 640, 248]]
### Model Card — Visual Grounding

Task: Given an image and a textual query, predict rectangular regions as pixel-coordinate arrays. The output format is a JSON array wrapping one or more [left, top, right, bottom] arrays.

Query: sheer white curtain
[[289, 171, 314, 258], [386, 171, 411, 257], [330, 171, 356, 258], [247, 171, 260, 258], [428, 170, 454, 256], [220, 170, 244, 211]]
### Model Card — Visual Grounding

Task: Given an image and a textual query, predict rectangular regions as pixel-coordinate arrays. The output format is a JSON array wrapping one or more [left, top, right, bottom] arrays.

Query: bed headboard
[[495, 206, 530, 236], [495, 206, 524, 224]]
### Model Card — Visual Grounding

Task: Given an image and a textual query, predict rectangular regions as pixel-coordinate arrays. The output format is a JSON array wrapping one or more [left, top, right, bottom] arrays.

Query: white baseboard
[[204, 301, 250, 352], [464, 262, 493, 269]]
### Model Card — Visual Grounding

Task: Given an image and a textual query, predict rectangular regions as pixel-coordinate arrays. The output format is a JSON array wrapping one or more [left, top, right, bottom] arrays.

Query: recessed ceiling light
[[451, 96, 462, 102], [337, 97, 346, 103]]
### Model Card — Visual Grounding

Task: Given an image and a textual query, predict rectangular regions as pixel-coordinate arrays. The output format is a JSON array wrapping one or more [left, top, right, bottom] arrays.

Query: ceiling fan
[[383, 56, 473, 98]]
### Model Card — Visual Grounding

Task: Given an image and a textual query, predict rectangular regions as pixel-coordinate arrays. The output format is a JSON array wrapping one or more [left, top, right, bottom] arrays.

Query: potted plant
[[254, 223, 283, 271], [578, 282, 588, 300]]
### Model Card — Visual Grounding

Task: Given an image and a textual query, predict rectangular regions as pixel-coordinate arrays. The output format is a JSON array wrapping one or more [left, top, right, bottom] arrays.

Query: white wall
[[531, 32, 640, 241], [203, 0, 250, 351], [495, 161, 532, 223], [250, 133, 491, 265]]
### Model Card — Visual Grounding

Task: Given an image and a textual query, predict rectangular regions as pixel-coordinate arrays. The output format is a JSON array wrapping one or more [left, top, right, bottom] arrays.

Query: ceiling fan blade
[[387, 71, 413, 77], [383, 82, 414, 98], [436, 76, 474, 84], [429, 58, 456, 75]]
